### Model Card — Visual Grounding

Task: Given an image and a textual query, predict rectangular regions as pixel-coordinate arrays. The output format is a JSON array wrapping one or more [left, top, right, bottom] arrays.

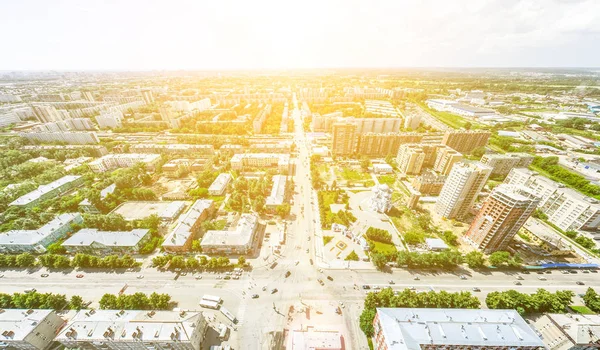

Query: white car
[[195, 276, 202, 280], [137, 275, 144, 279]]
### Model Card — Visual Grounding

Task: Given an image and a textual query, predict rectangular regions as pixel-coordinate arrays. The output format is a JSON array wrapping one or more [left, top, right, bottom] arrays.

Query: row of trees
[[0, 253, 139, 269], [486, 289, 574, 315], [360, 288, 480, 337], [532, 156, 600, 199], [565, 230, 597, 250], [583, 288, 600, 313], [99, 292, 172, 310], [152, 254, 245, 270], [0, 292, 86, 310], [370, 249, 520, 271], [365, 227, 392, 244]]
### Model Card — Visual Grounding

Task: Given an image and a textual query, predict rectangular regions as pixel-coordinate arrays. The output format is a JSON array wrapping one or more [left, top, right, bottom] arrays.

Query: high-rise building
[[480, 153, 535, 176], [141, 89, 154, 104], [435, 162, 492, 219], [373, 308, 544, 350], [433, 146, 463, 175], [396, 144, 426, 175], [31, 105, 64, 123], [331, 122, 357, 156], [82, 91, 95, 102], [357, 132, 423, 157], [20, 131, 100, 145], [96, 110, 123, 129], [464, 184, 540, 253], [442, 130, 491, 153], [403, 113, 421, 130]]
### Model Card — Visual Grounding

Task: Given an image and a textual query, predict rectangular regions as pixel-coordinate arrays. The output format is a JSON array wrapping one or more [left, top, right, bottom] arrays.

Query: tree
[[365, 227, 392, 244], [46, 242, 66, 254], [464, 122, 472, 130], [237, 256, 246, 266], [371, 253, 388, 270], [360, 157, 370, 172], [583, 288, 600, 313], [99, 294, 118, 309], [465, 251, 486, 268], [403, 230, 425, 245], [70, 295, 85, 310], [191, 240, 202, 252], [15, 253, 36, 267], [488, 251, 511, 267], [345, 250, 359, 261], [470, 146, 486, 159]]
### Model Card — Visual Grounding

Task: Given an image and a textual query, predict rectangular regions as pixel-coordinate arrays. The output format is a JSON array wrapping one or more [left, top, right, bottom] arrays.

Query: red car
[[76, 274, 84, 278]]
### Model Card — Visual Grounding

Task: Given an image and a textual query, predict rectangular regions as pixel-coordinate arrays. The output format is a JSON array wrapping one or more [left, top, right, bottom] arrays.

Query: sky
[[1, 0, 599, 70]]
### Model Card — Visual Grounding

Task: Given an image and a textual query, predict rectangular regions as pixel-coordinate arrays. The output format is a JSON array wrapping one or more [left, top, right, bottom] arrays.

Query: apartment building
[[311, 112, 343, 132], [331, 122, 357, 156], [403, 113, 421, 130], [20, 131, 100, 145], [0, 111, 22, 127], [465, 184, 540, 253], [533, 313, 600, 350], [442, 130, 491, 153], [87, 154, 161, 173], [396, 144, 426, 175], [162, 159, 194, 178], [364, 99, 400, 117], [31, 105, 65, 123], [33, 118, 95, 132], [201, 214, 259, 255], [208, 173, 232, 196], [253, 104, 271, 133], [0, 213, 82, 253], [480, 153, 534, 176], [19, 145, 108, 157], [10, 175, 84, 207], [249, 142, 292, 153], [505, 168, 600, 232], [0, 309, 65, 350], [266, 175, 287, 209], [433, 146, 463, 175], [162, 200, 214, 252], [141, 89, 154, 104], [219, 144, 244, 154], [357, 132, 423, 157], [435, 162, 492, 220], [62, 229, 151, 254], [129, 144, 215, 155], [373, 308, 544, 350], [230, 153, 290, 173], [55, 310, 208, 350], [95, 110, 123, 129], [411, 171, 446, 195], [0, 93, 22, 103]]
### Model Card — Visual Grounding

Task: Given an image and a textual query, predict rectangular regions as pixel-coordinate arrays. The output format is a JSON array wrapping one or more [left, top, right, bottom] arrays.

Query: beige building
[[230, 153, 290, 173], [201, 214, 259, 255], [357, 132, 423, 157], [55, 310, 208, 350], [0, 309, 65, 350], [533, 313, 600, 350], [396, 144, 426, 175], [480, 153, 535, 176], [331, 122, 357, 156], [87, 153, 161, 173], [435, 162, 492, 220], [433, 146, 463, 175], [411, 172, 446, 195], [442, 130, 491, 153]]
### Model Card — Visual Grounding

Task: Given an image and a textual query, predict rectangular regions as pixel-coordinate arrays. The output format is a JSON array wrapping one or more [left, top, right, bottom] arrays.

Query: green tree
[[465, 251, 486, 268], [371, 253, 388, 270], [237, 256, 246, 266], [70, 295, 85, 310], [345, 250, 359, 261], [488, 251, 511, 267]]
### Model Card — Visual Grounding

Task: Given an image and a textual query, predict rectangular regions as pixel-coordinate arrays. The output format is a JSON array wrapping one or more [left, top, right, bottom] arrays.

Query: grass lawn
[[570, 305, 596, 315], [323, 235, 334, 245], [371, 241, 398, 254], [212, 219, 227, 230], [317, 164, 332, 181], [337, 167, 371, 181], [378, 175, 396, 185]]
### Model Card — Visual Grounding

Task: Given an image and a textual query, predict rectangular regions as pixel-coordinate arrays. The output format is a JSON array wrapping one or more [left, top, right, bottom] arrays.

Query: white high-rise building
[[403, 113, 421, 130], [32, 105, 65, 123], [435, 162, 492, 220], [96, 110, 123, 129]]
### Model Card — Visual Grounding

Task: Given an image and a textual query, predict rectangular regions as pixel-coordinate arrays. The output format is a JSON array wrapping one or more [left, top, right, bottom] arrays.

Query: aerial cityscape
[[2, 1, 600, 350]]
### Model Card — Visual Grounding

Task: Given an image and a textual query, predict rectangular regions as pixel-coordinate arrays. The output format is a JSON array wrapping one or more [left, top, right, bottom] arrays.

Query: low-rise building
[[19, 145, 108, 157], [162, 159, 193, 178], [162, 200, 214, 252], [201, 214, 259, 255], [129, 144, 215, 155], [266, 175, 287, 209], [249, 142, 292, 153], [0, 213, 82, 253], [208, 173, 232, 196], [373, 163, 393, 174], [230, 153, 290, 173], [532, 313, 600, 350], [62, 228, 151, 254], [9, 175, 83, 208], [55, 310, 208, 350], [373, 308, 545, 350], [411, 172, 446, 195], [426, 238, 449, 251], [79, 183, 116, 213], [20, 131, 100, 145], [87, 153, 160, 173], [0, 309, 65, 350], [289, 326, 343, 350]]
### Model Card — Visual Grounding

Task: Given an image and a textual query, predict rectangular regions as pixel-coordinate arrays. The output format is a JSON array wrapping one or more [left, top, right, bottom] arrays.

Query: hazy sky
[[1, 0, 599, 70]]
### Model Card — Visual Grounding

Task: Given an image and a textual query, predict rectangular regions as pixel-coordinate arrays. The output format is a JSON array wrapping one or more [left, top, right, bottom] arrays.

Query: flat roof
[[266, 175, 286, 206], [55, 310, 204, 343], [111, 201, 186, 221], [0, 309, 56, 341], [63, 229, 149, 248], [163, 200, 213, 248], [0, 213, 81, 246], [376, 308, 544, 349], [9, 175, 81, 206], [208, 173, 232, 192], [201, 214, 258, 247]]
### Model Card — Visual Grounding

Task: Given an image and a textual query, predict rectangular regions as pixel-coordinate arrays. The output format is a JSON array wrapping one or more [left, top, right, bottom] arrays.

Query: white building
[[426, 99, 458, 111], [369, 184, 393, 213], [0, 111, 22, 127], [201, 214, 259, 255], [230, 153, 290, 173], [95, 110, 123, 129], [435, 162, 492, 220], [505, 168, 600, 232], [162, 200, 214, 252], [403, 114, 421, 130], [373, 163, 393, 174], [0, 94, 22, 103], [0, 213, 82, 253], [208, 173, 232, 196], [55, 310, 208, 350], [62, 228, 151, 254], [20, 131, 100, 145], [10, 175, 83, 207], [87, 153, 161, 173], [266, 175, 287, 209], [533, 313, 600, 350], [0, 309, 65, 350]]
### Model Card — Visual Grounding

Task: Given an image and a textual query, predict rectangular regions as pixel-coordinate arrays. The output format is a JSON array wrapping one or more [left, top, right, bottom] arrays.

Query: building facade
[[480, 153, 534, 176], [433, 146, 463, 175], [162, 200, 214, 252], [0, 309, 65, 350], [0, 213, 82, 253], [442, 130, 491, 153], [435, 162, 492, 220], [331, 122, 357, 156]]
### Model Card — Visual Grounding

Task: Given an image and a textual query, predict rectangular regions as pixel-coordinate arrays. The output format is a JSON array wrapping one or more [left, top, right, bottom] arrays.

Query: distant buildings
[[95, 110, 123, 129], [373, 308, 544, 350], [87, 153, 161, 173], [435, 162, 492, 220], [505, 168, 600, 232], [167, 98, 211, 112], [426, 99, 496, 117], [141, 89, 154, 104], [364, 99, 400, 117], [201, 214, 259, 255], [465, 184, 540, 253], [31, 105, 66, 123], [480, 153, 534, 176], [62, 228, 151, 254], [162, 200, 214, 252], [10, 175, 83, 207], [230, 153, 290, 173], [208, 173, 232, 196], [396, 144, 426, 175], [0, 309, 65, 350], [329, 117, 403, 156], [55, 310, 208, 350], [33, 118, 95, 132], [249, 142, 293, 153], [129, 144, 215, 155], [19, 145, 108, 157], [331, 122, 357, 156], [266, 175, 287, 209], [0, 213, 82, 253], [357, 132, 423, 157], [20, 131, 100, 145], [253, 104, 271, 133], [442, 130, 491, 153]]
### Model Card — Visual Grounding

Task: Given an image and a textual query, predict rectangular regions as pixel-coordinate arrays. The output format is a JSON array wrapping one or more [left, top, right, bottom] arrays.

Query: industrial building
[[0, 309, 65, 350]]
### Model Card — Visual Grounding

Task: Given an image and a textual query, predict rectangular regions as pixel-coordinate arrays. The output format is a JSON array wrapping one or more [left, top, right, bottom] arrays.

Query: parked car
[[472, 287, 481, 292], [285, 271, 291, 278], [271, 288, 278, 294], [576, 281, 585, 285], [24, 288, 36, 293], [516, 276, 524, 280], [327, 276, 333, 281], [362, 285, 370, 290], [318, 279, 325, 286], [41, 273, 49, 278], [389, 280, 395, 285], [252, 294, 259, 299], [459, 275, 467, 280], [413, 275, 420, 281], [76, 274, 84, 278], [538, 276, 547, 281], [514, 281, 522, 285], [137, 275, 144, 279], [224, 276, 231, 280]]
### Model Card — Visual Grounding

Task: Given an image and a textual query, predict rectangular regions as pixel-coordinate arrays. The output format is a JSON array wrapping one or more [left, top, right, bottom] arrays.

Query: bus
[[220, 306, 238, 324], [199, 299, 220, 310], [201, 295, 222, 304]]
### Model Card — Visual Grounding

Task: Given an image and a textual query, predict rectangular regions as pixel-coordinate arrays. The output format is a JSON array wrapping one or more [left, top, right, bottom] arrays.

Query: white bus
[[199, 299, 220, 310], [201, 294, 222, 304], [220, 306, 238, 324]]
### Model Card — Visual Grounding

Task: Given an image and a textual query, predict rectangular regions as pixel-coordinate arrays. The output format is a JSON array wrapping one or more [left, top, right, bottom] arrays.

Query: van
[[24, 288, 36, 293]]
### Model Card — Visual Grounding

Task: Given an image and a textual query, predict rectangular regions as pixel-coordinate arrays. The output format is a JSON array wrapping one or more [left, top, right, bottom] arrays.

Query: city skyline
[[1, 0, 599, 70]]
